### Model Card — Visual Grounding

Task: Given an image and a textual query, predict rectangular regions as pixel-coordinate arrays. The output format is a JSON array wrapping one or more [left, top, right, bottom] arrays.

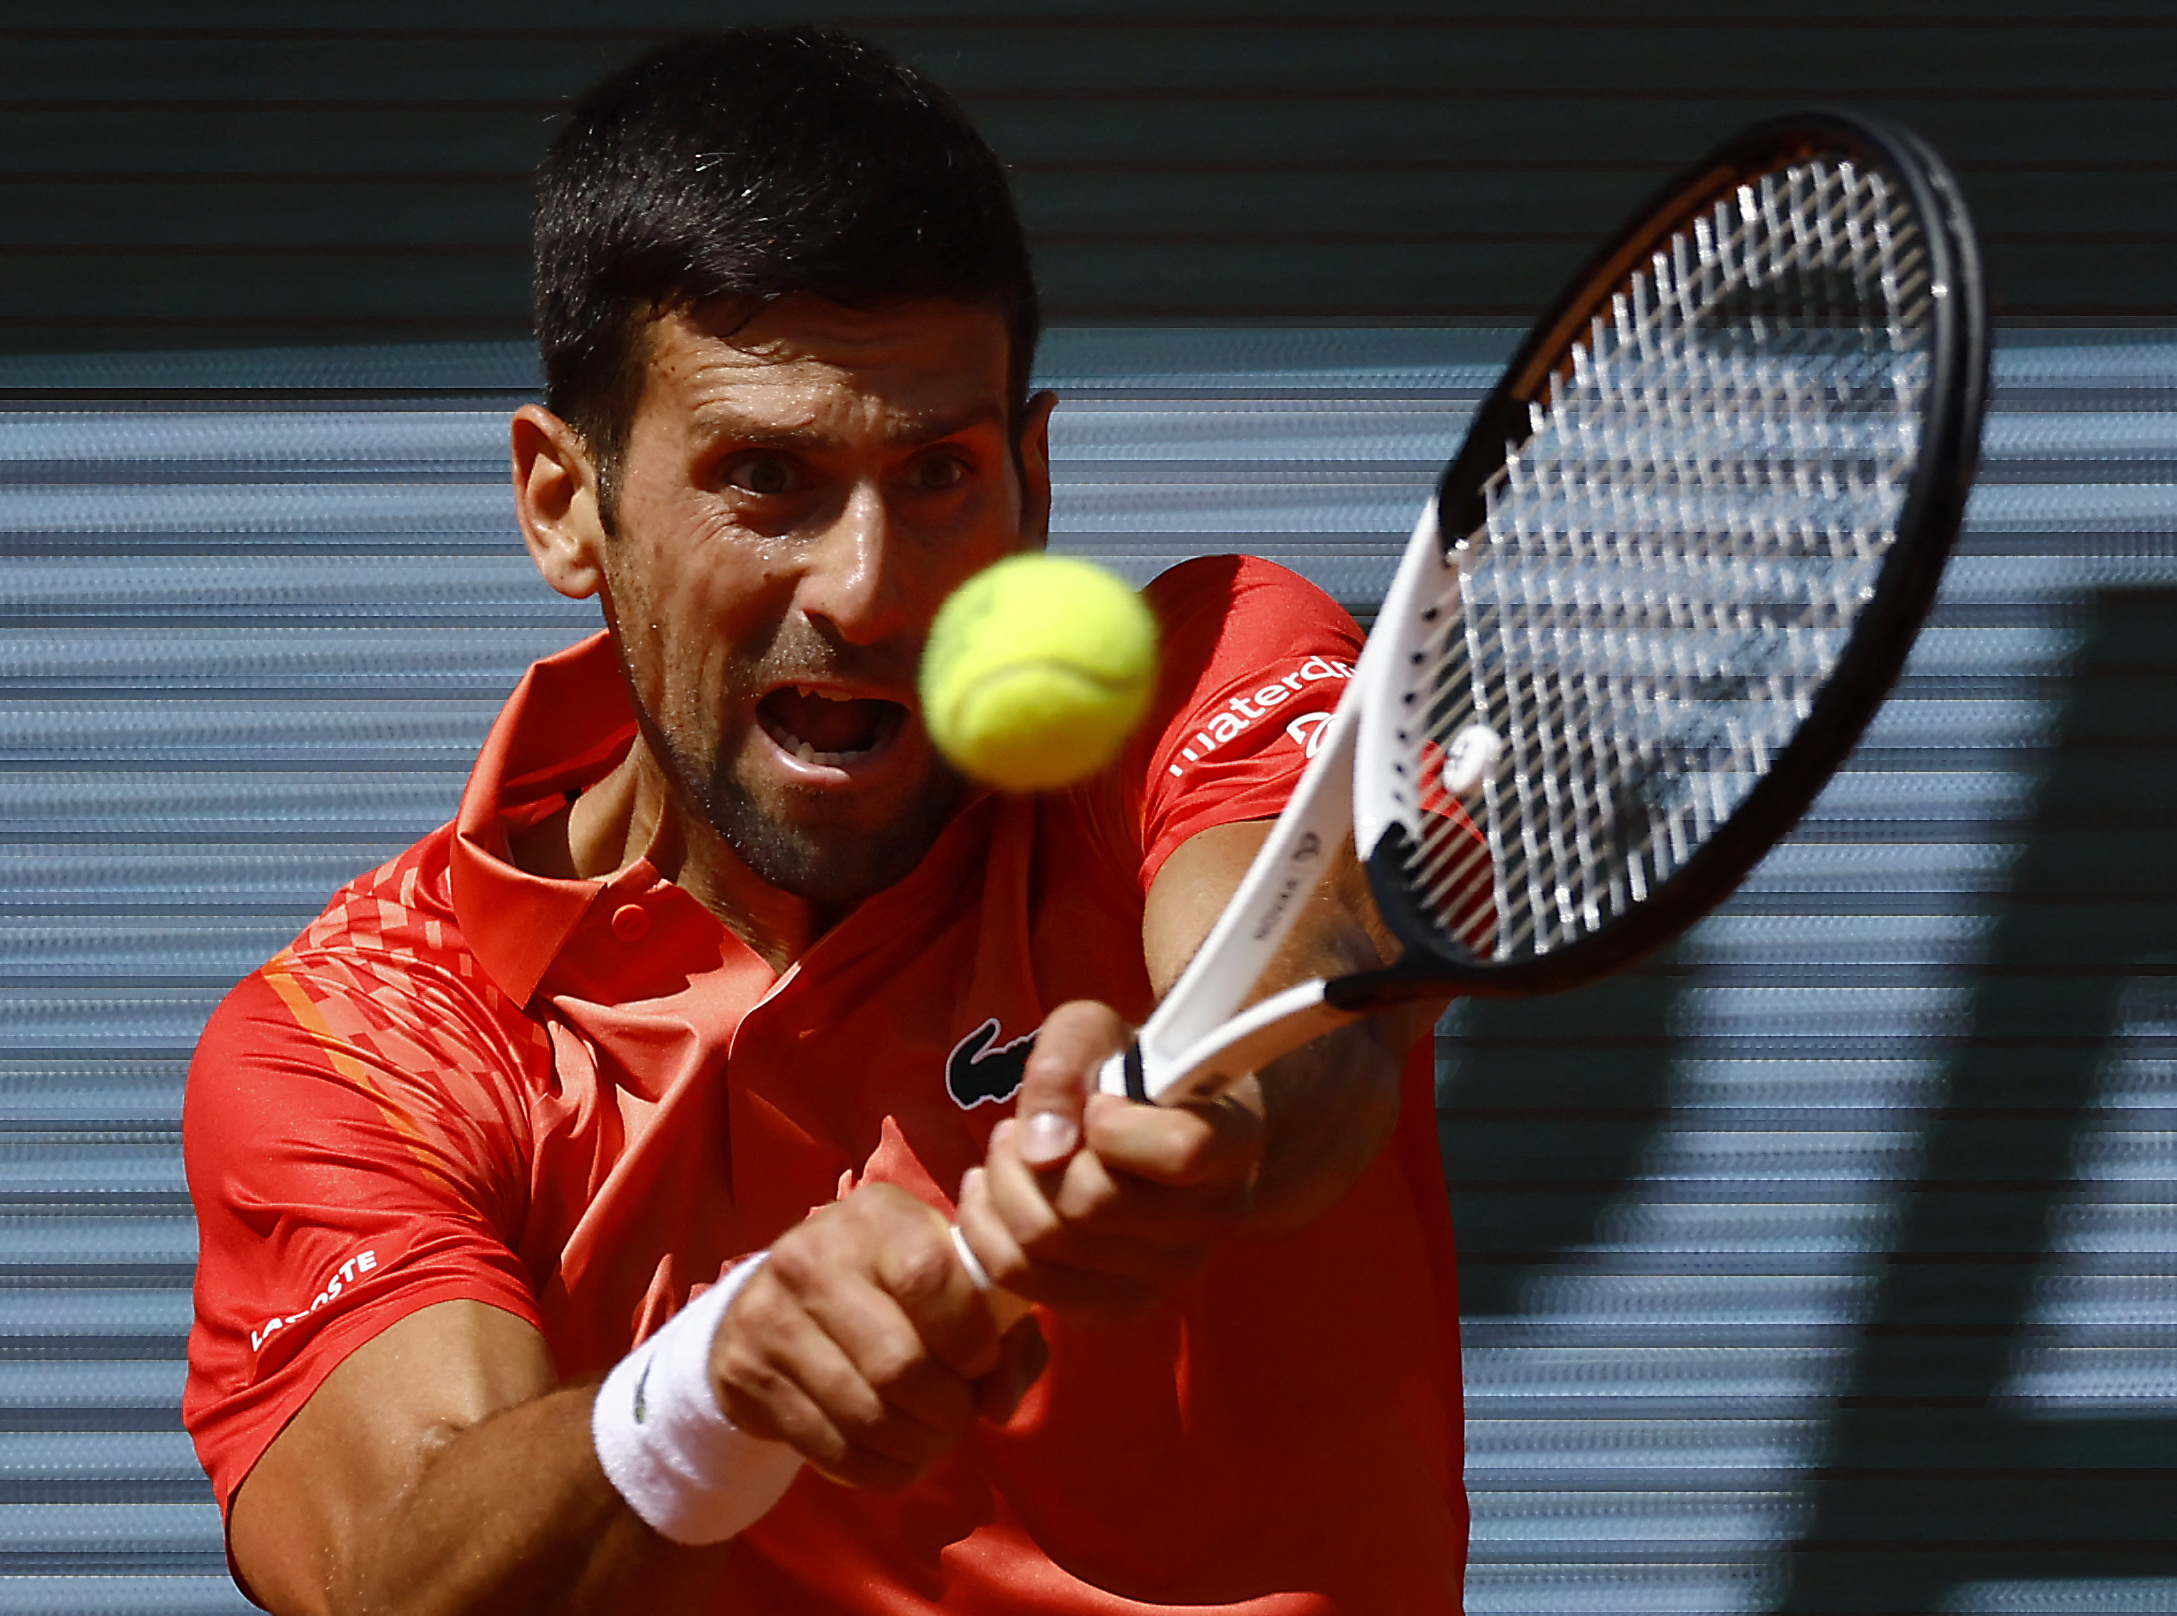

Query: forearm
[[1243, 1006, 1418, 1235], [229, 1297, 740, 1616], [1234, 858, 1435, 1235], [367, 1386, 726, 1616], [260, 1383, 724, 1616]]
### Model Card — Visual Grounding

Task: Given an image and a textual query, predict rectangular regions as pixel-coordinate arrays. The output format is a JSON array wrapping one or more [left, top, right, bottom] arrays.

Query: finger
[[813, 1306, 976, 1472], [954, 1163, 1034, 1296], [786, 1235, 983, 1467], [972, 1119, 1137, 1281], [713, 1263, 916, 1487], [862, 1194, 1003, 1381], [1013, 1000, 1130, 1167], [1080, 1089, 1264, 1192], [718, 1363, 888, 1490], [960, 1157, 1121, 1306], [975, 1116, 1065, 1255], [737, 1211, 978, 1481], [982, 1110, 1230, 1265], [971, 1146, 1215, 1313]]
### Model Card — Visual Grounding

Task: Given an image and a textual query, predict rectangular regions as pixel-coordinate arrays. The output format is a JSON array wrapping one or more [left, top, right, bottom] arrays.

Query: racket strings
[[1396, 156, 1934, 963]]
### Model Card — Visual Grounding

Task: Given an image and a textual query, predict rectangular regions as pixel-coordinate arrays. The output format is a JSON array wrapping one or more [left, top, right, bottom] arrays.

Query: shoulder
[[1049, 557, 1363, 894], [188, 825, 542, 1174], [284, 828, 520, 1021], [1144, 554, 1359, 651], [1138, 556, 1362, 732]]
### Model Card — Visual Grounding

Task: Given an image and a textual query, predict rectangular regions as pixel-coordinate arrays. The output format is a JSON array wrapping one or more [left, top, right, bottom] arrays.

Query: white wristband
[[591, 1255, 803, 1545]]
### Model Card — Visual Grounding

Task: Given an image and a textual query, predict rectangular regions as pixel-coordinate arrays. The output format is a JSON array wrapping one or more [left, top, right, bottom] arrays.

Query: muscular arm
[[229, 1301, 711, 1616], [1144, 817, 1428, 1232], [229, 1189, 1038, 1616]]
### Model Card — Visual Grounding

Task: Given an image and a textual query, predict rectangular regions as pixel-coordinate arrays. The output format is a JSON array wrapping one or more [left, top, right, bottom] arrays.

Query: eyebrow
[[688, 403, 1010, 454]]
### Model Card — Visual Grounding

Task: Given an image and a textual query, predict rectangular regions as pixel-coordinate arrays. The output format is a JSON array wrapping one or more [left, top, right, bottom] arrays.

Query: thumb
[[1013, 1000, 1131, 1167]]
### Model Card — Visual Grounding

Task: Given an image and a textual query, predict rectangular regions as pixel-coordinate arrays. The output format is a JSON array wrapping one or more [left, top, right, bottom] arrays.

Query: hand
[[710, 1184, 1046, 1490], [952, 1000, 1264, 1323]]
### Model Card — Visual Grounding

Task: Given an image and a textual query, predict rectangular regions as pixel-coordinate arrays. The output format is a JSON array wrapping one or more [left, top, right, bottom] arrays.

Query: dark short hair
[[534, 27, 1041, 524]]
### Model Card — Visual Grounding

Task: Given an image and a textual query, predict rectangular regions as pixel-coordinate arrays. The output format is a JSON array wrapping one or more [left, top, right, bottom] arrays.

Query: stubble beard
[[604, 572, 971, 908], [689, 742, 966, 909], [624, 675, 968, 912]]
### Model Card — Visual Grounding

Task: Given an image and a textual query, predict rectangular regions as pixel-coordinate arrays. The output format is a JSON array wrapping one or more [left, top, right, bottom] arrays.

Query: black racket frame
[[1336, 109, 1990, 1008]]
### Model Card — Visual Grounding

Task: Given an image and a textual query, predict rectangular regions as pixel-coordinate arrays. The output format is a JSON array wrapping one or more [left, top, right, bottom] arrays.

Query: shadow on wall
[[1439, 967, 1679, 1320], [1780, 587, 2177, 1612]]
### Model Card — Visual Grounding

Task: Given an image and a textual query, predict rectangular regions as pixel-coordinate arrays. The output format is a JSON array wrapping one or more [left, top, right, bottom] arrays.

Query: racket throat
[[1364, 823, 1489, 972], [1111, 980, 1356, 1107]]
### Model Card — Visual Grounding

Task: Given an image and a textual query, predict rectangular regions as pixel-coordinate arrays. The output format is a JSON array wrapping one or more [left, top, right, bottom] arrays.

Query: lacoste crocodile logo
[[946, 1018, 1036, 1109]]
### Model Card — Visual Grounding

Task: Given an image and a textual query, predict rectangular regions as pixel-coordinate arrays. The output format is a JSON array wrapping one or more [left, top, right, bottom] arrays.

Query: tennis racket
[[954, 111, 1986, 1303], [1081, 110, 1988, 1115]]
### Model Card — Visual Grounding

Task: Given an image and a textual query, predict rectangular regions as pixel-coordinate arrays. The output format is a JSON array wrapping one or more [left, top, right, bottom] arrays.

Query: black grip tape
[[1123, 1040, 1148, 1103]]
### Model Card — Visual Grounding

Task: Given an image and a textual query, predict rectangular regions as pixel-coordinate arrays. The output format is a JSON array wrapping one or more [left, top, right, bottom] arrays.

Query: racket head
[[1347, 110, 1989, 1002]]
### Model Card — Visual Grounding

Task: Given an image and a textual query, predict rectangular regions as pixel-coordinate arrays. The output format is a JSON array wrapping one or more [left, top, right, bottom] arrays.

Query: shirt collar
[[447, 631, 1012, 1009], [449, 632, 644, 1005]]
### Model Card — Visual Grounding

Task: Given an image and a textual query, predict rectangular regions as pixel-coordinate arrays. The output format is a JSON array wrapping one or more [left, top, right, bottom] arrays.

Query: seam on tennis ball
[[954, 659, 1145, 705]]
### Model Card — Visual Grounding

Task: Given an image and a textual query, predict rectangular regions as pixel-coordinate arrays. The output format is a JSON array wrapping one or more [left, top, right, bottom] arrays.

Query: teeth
[[766, 687, 889, 768]]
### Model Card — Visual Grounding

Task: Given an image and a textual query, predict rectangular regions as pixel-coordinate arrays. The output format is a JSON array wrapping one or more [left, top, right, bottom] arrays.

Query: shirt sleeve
[[182, 938, 544, 1520], [1082, 554, 1365, 891]]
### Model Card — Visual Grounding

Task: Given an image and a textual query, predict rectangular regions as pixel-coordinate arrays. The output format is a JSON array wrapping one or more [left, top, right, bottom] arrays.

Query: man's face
[[595, 296, 1051, 907]]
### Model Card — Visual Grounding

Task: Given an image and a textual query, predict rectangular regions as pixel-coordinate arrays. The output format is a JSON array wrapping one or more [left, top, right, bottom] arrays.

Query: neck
[[521, 741, 827, 974]]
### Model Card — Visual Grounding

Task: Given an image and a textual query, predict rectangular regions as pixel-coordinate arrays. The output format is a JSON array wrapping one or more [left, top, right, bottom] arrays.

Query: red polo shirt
[[184, 555, 1466, 1613]]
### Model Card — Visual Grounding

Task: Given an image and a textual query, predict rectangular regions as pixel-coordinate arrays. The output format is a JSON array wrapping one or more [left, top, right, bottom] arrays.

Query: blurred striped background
[[0, 326, 2171, 1613], [4, 3, 2176, 1611]]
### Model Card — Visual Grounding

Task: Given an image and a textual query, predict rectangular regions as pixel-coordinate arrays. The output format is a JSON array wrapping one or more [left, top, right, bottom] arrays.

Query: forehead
[[635, 296, 1015, 435]]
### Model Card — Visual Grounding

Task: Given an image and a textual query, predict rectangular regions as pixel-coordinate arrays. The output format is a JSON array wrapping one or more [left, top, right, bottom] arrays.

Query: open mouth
[[756, 684, 909, 767]]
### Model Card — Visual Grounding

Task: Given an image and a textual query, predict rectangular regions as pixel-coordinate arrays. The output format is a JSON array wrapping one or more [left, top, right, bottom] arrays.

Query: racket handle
[[1095, 1045, 1140, 1099]]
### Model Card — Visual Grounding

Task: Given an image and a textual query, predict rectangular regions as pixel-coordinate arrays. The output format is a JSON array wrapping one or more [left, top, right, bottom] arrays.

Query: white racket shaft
[[1098, 499, 1454, 1106]]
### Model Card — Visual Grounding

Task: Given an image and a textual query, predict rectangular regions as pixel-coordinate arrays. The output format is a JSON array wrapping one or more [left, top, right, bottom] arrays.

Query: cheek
[[607, 535, 792, 722]]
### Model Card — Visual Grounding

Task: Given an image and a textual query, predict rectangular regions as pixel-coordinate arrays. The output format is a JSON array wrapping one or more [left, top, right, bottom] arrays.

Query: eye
[[909, 452, 970, 492], [722, 454, 799, 496]]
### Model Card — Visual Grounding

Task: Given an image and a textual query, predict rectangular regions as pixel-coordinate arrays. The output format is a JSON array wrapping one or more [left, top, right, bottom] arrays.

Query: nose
[[797, 479, 917, 647]]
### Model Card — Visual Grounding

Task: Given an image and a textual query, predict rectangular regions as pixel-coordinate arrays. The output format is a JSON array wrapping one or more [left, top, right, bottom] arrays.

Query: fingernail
[[1021, 1110, 1078, 1165], [960, 1165, 986, 1203]]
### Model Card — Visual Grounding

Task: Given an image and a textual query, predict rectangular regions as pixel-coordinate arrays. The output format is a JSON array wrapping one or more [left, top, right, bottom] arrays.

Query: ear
[[1014, 390, 1059, 547], [511, 404, 609, 600]]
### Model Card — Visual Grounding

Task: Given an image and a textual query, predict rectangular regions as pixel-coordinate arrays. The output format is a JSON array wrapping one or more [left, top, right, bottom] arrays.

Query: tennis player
[[183, 27, 1466, 1614]]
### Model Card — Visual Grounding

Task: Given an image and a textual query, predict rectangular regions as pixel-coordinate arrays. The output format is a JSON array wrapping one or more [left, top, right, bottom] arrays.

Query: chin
[[707, 771, 966, 908]]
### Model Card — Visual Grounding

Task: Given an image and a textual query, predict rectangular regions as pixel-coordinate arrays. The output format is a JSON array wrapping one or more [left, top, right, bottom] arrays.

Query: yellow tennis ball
[[920, 554, 1159, 792]]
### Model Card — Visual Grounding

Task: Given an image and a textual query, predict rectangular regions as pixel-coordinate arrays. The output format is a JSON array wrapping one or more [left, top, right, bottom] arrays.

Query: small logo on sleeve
[[1166, 654, 1355, 780], [946, 1019, 1036, 1109], [250, 1247, 380, 1352]]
